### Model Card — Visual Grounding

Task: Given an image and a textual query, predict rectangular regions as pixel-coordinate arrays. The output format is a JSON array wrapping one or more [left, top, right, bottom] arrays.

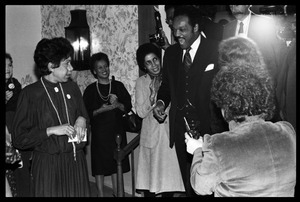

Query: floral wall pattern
[[41, 5, 139, 105]]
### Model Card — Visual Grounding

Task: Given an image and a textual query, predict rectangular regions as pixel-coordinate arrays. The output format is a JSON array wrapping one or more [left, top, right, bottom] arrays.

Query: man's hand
[[152, 100, 167, 123]]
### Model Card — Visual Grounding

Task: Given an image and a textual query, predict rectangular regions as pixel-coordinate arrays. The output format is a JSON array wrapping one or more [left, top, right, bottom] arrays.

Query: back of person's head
[[34, 37, 74, 76], [89, 52, 110, 78], [6, 53, 13, 63], [173, 5, 201, 29], [136, 43, 161, 73], [212, 38, 275, 123], [218, 36, 266, 72]]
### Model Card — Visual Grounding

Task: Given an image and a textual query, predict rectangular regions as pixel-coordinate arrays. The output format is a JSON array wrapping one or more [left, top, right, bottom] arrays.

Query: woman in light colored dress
[[135, 43, 185, 197]]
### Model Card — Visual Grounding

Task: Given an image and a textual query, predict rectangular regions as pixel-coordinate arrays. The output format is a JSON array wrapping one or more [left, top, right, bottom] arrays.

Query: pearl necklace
[[96, 79, 111, 101], [41, 77, 76, 161]]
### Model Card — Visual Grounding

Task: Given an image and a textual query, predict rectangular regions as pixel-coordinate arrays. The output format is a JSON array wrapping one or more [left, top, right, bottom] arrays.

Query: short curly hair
[[211, 37, 276, 122], [136, 43, 161, 73], [34, 37, 74, 76], [218, 36, 266, 72]]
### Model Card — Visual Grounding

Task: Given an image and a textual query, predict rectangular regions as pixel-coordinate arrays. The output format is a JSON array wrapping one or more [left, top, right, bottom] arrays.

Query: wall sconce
[[65, 9, 90, 71]]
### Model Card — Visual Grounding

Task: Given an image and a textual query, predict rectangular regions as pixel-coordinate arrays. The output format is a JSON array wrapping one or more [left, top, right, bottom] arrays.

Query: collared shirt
[[182, 34, 201, 62], [236, 13, 251, 37]]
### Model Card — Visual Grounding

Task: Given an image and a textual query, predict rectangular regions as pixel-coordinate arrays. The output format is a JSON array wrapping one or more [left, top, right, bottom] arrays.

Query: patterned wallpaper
[[40, 5, 139, 105]]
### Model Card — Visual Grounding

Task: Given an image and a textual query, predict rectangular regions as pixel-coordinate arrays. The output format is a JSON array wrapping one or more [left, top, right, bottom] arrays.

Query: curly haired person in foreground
[[185, 36, 296, 197]]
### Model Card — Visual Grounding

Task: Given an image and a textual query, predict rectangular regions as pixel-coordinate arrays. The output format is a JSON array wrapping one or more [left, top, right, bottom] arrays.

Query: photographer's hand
[[185, 133, 203, 155]]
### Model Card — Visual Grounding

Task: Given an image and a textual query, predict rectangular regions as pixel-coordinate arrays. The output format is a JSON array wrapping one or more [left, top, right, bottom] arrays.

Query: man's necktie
[[238, 21, 244, 34], [183, 47, 192, 72]]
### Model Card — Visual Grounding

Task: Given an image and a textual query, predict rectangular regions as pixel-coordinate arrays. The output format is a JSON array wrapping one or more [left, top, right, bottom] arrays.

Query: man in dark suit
[[275, 5, 296, 132], [223, 5, 282, 123], [153, 6, 227, 197], [194, 5, 224, 42], [223, 5, 280, 83]]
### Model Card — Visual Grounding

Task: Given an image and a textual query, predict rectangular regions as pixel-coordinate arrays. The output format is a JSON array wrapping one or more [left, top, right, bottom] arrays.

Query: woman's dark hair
[[89, 52, 110, 78], [6, 53, 13, 64], [33, 37, 74, 76], [136, 43, 161, 73], [211, 37, 276, 122]]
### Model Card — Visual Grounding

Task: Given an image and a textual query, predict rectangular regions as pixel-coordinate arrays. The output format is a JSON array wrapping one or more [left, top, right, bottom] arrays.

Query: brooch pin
[[8, 83, 15, 90], [66, 94, 71, 99], [54, 87, 59, 92]]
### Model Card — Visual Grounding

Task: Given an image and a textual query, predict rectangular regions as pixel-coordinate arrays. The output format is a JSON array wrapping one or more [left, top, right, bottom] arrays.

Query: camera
[[149, 10, 165, 47]]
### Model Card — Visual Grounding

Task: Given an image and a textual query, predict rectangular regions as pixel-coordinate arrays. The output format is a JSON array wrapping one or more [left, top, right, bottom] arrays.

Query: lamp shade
[[65, 10, 91, 70]]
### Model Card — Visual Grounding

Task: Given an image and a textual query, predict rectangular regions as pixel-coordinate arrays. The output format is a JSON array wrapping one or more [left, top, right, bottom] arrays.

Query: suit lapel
[[191, 36, 210, 73], [223, 20, 238, 39]]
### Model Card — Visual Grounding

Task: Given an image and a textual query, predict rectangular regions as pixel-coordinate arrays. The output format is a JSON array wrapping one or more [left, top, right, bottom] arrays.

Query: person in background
[[83, 52, 131, 197], [6, 53, 22, 119], [223, 5, 282, 123], [5, 52, 25, 197], [185, 36, 296, 197], [223, 5, 280, 85], [135, 43, 185, 197], [6, 125, 21, 197], [152, 5, 179, 51], [163, 5, 179, 49], [193, 5, 224, 42], [153, 6, 228, 197], [12, 37, 91, 197], [276, 5, 296, 132]]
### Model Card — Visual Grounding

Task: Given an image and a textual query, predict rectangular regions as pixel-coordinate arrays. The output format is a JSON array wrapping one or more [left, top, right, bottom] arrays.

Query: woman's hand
[[93, 103, 114, 116], [74, 116, 87, 143], [109, 94, 118, 105], [185, 133, 203, 155], [5, 90, 13, 103], [46, 124, 76, 138]]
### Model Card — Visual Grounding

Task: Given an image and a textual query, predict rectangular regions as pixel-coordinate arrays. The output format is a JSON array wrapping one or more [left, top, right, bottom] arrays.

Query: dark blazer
[[276, 40, 296, 131], [201, 17, 223, 42], [157, 36, 227, 148], [223, 12, 280, 81]]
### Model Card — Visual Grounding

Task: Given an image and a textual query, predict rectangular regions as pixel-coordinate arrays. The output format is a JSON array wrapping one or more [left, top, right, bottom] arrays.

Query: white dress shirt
[[236, 13, 251, 37]]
